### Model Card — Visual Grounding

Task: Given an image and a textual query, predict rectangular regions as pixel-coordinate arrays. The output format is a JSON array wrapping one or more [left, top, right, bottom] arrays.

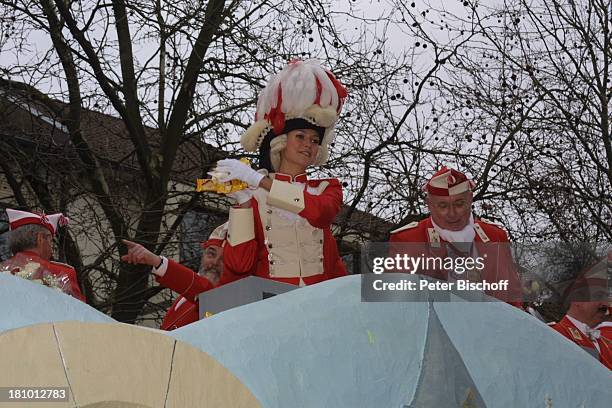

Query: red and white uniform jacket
[[597, 321, 612, 344], [388, 216, 522, 304], [223, 173, 347, 287], [0, 250, 85, 302], [553, 316, 612, 370], [153, 259, 214, 330], [160, 296, 199, 331]]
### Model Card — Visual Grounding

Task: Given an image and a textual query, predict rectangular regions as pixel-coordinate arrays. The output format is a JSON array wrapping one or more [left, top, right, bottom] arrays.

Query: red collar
[[272, 173, 308, 183], [20, 250, 45, 260]]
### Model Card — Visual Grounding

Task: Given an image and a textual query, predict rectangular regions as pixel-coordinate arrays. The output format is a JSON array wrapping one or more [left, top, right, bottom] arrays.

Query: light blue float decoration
[[0, 273, 114, 334], [2, 270, 611, 407], [172, 274, 612, 408]]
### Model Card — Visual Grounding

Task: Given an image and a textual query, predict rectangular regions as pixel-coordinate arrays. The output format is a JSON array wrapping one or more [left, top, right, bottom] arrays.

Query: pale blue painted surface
[[0, 273, 113, 334], [434, 300, 612, 407], [172, 274, 612, 408], [173, 275, 429, 408], [3, 270, 610, 407]]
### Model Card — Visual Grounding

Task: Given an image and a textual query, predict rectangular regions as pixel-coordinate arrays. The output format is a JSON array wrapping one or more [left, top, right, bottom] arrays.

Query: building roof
[[0, 78, 223, 183], [0, 78, 393, 241]]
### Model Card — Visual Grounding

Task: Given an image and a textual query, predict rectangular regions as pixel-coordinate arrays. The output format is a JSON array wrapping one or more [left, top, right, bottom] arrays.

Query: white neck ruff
[[431, 214, 476, 243]]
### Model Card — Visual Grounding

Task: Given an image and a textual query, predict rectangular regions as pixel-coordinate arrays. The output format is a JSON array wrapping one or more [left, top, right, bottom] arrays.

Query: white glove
[[228, 188, 255, 205], [209, 159, 265, 188]]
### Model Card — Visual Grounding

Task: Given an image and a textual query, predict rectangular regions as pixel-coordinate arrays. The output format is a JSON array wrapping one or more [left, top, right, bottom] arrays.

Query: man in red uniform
[[0, 208, 85, 302], [553, 304, 612, 370], [552, 257, 612, 370], [122, 223, 226, 330], [388, 167, 522, 304]]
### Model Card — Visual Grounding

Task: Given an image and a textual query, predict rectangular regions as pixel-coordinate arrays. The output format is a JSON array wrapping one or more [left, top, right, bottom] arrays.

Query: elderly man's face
[[571, 301, 609, 328], [427, 191, 473, 231], [199, 245, 223, 283]]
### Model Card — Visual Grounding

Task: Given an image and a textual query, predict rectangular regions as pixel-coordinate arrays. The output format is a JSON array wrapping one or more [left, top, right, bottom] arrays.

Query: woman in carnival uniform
[[211, 60, 349, 287]]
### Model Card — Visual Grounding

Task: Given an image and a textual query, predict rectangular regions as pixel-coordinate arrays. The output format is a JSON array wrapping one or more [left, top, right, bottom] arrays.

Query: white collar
[[596, 321, 612, 329], [431, 214, 476, 243]]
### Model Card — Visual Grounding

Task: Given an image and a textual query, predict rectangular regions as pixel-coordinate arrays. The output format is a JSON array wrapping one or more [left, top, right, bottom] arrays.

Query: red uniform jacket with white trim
[[160, 296, 199, 331], [155, 258, 252, 330], [553, 316, 612, 370], [388, 217, 522, 305], [49, 260, 86, 302], [0, 251, 85, 302], [155, 259, 214, 330], [223, 174, 347, 286], [598, 322, 612, 344]]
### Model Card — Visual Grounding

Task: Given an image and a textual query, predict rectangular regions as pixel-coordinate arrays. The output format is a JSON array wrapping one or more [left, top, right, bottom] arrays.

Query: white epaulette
[[316, 180, 330, 194], [427, 228, 441, 247], [390, 221, 419, 234], [479, 218, 509, 235], [473, 223, 490, 243], [479, 217, 505, 229]]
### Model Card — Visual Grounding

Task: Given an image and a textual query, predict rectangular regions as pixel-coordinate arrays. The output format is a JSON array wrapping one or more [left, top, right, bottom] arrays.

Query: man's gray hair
[[8, 224, 48, 254]]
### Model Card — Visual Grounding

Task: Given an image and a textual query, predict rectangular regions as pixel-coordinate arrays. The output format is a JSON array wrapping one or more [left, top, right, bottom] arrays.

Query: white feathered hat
[[240, 60, 347, 168]]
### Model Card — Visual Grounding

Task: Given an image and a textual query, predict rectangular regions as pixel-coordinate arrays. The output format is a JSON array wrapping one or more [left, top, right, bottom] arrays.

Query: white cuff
[[151, 256, 168, 277], [227, 207, 255, 246], [247, 170, 265, 189]]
